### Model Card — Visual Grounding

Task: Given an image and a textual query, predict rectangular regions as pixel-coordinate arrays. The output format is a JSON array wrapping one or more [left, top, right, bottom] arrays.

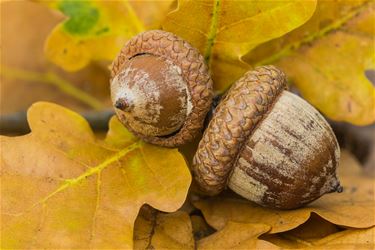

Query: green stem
[[1, 65, 104, 110], [204, 0, 222, 67]]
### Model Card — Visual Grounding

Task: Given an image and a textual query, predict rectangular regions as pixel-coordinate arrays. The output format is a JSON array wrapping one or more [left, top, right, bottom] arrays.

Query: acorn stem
[[115, 98, 131, 112], [335, 183, 344, 193]]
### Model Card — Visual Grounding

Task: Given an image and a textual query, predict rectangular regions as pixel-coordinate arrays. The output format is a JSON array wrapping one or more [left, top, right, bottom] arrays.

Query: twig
[[0, 110, 114, 134]]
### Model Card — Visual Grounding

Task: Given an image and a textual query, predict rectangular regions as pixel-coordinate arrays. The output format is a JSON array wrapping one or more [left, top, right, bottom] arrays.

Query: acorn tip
[[336, 184, 343, 193], [115, 98, 130, 111]]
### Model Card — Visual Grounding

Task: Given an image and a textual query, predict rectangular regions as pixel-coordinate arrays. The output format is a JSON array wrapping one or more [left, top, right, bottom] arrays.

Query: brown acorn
[[110, 30, 213, 147], [193, 66, 342, 209]]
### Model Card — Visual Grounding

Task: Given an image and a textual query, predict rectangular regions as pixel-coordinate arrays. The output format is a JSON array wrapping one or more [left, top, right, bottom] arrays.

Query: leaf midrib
[[5, 141, 141, 217], [204, 0, 222, 66], [254, 1, 370, 66]]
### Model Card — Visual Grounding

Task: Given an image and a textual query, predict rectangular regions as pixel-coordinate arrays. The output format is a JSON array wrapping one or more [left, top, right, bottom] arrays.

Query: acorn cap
[[111, 30, 213, 147], [193, 66, 287, 194]]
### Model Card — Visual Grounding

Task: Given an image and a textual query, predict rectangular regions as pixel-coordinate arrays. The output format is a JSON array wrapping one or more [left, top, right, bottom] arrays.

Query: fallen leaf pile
[[192, 150, 375, 248], [1, 0, 375, 249], [130, 149, 374, 249], [1, 103, 374, 249]]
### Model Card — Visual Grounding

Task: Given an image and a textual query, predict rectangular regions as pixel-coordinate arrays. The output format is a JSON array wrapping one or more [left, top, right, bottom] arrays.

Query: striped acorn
[[110, 30, 213, 147], [193, 66, 342, 209]]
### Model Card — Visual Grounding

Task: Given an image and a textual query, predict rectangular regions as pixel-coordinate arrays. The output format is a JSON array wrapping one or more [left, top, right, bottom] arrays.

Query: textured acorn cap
[[193, 66, 287, 194], [111, 30, 213, 147]]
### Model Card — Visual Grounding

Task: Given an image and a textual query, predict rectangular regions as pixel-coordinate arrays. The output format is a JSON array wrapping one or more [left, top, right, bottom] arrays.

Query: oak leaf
[[281, 214, 339, 241], [163, 0, 317, 92], [0, 1, 108, 113], [194, 150, 375, 233], [197, 222, 278, 250], [0, 102, 191, 249], [264, 227, 375, 249], [130, 0, 175, 29], [308, 227, 375, 249], [246, 1, 375, 125], [134, 208, 194, 249], [191, 215, 215, 241], [42, 0, 144, 71]]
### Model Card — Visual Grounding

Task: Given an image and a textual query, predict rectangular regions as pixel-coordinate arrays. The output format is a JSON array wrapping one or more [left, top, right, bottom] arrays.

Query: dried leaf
[[0, 1, 108, 113], [264, 227, 375, 249], [282, 213, 339, 241], [194, 150, 375, 233], [163, 0, 317, 92], [197, 222, 278, 250], [130, 0, 175, 29], [246, 1, 375, 125], [0, 102, 191, 249], [134, 208, 194, 249], [260, 214, 340, 248], [309, 227, 375, 249], [191, 215, 215, 241], [42, 0, 144, 71], [245, 1, 368, 65]]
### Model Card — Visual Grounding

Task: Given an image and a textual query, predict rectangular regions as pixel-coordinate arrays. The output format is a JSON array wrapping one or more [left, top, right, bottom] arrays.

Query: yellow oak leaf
[[134, 208, 194, 249], [260, 214, 339, 248], [163, 0, 317, 92], [42, 0, 144, 71], [194, 150, 375, 233], [308, 227, 375, 249], [0, 102, 191, 249], [197, 222, 279, 250], [246, 1, 375, 125], [130, 0, 175, 29], [264, 227, 375, 249]]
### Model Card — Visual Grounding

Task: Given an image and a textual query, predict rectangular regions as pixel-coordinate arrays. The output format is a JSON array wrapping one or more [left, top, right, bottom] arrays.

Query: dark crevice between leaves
[[364, 69, 375, 86], [134, 205, 158, 250], [330, 121, 375, 176], [190, 210, 216, 242]]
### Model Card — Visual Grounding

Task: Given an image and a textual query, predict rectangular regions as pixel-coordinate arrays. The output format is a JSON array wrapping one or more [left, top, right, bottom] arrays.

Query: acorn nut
[[111, 30, 213, 147], [193, 66, 342, 209]]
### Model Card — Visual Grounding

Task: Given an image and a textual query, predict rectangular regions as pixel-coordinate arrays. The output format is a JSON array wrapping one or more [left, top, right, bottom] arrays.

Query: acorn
[[193, 66, 342, 209], [110, 30, 213, 147]]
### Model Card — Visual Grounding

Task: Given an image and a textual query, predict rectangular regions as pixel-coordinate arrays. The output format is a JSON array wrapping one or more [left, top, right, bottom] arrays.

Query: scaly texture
[[111, 30, 213, 147], [193, 66, 286, 194]]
